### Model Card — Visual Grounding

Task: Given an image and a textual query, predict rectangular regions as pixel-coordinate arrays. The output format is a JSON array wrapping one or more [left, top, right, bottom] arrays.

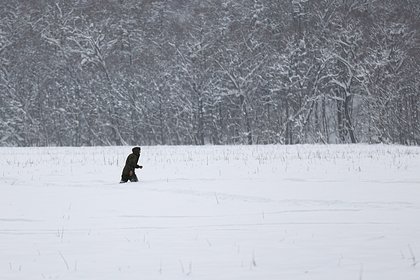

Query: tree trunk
[[239, 94, 252, 145], [344, 95, 357, 143], [197, 96, 205, 145]]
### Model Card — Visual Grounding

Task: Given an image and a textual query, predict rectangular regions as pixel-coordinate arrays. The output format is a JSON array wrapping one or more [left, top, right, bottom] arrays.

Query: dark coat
[[122, 152, 140, 177]]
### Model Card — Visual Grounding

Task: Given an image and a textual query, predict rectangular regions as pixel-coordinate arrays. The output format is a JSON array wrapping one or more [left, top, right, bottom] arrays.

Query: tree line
[[1, 0, 419, 146]]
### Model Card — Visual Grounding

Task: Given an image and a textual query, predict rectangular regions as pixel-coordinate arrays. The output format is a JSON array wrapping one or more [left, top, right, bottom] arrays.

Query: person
[[120, 147, 143, 183]]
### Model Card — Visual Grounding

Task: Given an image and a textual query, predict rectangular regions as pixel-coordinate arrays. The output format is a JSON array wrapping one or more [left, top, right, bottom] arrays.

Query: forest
[[0, 0, 419, 146]]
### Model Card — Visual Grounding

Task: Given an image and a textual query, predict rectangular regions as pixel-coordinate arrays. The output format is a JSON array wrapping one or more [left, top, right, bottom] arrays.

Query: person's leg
[[120, 175, 129, 183], [130, 173, 138, 182]]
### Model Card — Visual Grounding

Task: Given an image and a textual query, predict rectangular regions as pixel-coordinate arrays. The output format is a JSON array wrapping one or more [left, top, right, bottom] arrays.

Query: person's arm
[[127, 154, 138, 170], [127, 154, 143, 169]]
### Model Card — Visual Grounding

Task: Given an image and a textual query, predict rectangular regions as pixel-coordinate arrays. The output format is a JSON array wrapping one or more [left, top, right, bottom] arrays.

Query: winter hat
[[132, 147, 141, 153]]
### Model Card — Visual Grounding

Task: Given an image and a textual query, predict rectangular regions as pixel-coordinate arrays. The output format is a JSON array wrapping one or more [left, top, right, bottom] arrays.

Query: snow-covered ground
[[1, 144, 419, 280]]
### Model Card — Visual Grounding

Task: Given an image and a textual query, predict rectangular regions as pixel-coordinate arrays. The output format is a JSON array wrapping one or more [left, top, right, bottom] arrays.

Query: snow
[[1, 144, 419, 280]]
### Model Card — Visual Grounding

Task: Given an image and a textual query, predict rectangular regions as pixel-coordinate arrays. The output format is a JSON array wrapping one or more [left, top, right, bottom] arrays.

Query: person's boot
[[130, 174, 139, 182]]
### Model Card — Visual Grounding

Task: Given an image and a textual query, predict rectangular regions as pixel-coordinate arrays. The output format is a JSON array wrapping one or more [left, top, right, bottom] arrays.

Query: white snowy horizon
[[1, 144, 419, 279]]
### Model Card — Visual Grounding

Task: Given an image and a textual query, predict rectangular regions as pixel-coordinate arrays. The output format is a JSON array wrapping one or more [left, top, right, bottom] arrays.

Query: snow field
[[0, 144, 419, 280]]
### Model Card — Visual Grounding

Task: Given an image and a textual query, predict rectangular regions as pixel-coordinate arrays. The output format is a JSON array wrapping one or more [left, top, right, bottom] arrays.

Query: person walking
[[120, 147, 143, 183]]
